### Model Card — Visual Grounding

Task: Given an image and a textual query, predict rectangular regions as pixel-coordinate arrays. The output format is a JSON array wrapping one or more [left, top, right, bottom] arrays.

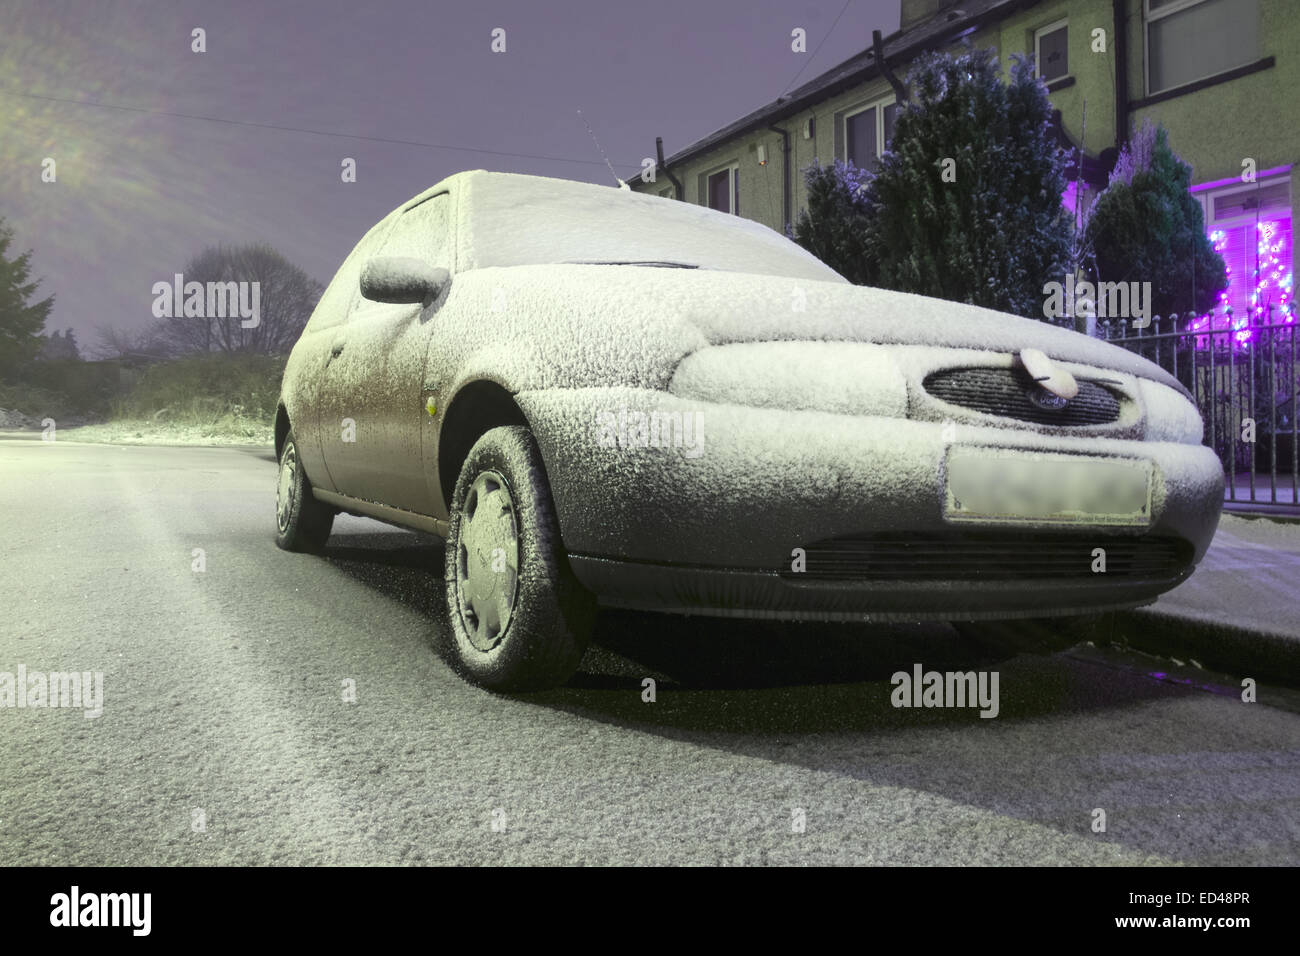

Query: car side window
[[376, 193, 451, 268], [304, 249, 365, 333], [304, 218, 395, 332]]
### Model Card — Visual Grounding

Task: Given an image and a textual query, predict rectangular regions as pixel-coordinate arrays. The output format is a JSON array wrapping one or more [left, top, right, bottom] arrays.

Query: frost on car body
[[275, 170, 1223, 689]]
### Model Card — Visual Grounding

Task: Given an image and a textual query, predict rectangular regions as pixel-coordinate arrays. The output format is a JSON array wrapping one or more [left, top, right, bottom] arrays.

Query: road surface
[[1, 438, 1297, 865]]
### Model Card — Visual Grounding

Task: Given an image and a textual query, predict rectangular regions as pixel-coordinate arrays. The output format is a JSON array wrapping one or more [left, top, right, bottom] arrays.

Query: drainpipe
[[1113, 0, 1129, 147], [768, 124, 791, 235], [656, 137, 683, 200], [873, 29, 908, 104]]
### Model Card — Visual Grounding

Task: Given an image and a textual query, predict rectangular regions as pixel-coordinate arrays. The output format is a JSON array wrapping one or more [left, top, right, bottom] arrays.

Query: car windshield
[[459, 174, 846, 284]]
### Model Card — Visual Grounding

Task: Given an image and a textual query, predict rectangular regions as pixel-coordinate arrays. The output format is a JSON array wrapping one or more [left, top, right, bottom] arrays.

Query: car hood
[[440, 264, 1188, 397]]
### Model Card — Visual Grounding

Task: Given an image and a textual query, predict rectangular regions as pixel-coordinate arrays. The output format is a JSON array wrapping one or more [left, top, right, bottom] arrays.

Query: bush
[[793, 159, 874, 284], [866, 48, 1072, 316], [793, 47, 1072, 319], [0, 381, 80, 421], [1085, 121, 1227, 320], [111, 353, 286, 425], [15, 359, 119, 417]]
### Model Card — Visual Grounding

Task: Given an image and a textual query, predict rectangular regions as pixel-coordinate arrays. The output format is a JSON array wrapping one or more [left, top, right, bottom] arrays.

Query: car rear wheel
[[275, 429, 335, 553], [443, 425, 596, 691]]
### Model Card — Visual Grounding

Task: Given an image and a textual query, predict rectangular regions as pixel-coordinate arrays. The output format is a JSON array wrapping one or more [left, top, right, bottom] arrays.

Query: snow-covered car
[[274, 170, 1223, 690]]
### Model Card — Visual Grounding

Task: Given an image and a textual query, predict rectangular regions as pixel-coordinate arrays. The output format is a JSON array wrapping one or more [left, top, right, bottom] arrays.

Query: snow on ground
[[5, 440, 1299, 866], [51, 420, 273, 447]]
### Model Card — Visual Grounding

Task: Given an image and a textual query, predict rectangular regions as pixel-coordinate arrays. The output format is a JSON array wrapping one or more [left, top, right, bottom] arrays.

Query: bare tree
[[157, 243, 322, 356], [91, 322, 173, 361]]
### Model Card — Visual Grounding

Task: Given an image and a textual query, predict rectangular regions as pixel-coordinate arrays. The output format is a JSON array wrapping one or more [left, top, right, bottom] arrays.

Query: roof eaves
[[647, 0, 1032, 173]]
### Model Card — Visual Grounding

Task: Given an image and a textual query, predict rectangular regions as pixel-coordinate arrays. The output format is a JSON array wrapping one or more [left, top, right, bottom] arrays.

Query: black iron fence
[[1102, 308, 1299, 514]]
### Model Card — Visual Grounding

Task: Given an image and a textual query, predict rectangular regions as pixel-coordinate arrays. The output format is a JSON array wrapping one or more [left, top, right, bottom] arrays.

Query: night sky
[[1, 0, 898, 348]]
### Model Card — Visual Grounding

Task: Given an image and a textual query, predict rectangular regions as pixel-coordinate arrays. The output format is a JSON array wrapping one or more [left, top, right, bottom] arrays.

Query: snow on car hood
[[438, 264, 1187, 397]]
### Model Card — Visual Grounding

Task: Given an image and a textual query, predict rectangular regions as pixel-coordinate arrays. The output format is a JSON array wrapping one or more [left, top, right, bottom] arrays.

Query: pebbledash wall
[[632, 0, 1297, 323]]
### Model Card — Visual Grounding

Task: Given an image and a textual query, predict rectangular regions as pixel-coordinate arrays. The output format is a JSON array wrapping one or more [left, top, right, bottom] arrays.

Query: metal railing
[[1102, 308, 1299, 514]]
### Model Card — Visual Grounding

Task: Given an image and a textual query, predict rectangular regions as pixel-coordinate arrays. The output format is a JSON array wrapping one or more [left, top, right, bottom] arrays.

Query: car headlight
[[1138, 378, 1204, 444], [669, 341, 908, 417]]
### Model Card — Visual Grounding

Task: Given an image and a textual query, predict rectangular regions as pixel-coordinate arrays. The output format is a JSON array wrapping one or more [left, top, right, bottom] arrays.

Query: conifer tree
[[0, 217, 54, 377]]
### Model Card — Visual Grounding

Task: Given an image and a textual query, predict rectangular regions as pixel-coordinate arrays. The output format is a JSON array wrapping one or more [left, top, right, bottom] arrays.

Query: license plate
[[944, 447, 1153, 526]]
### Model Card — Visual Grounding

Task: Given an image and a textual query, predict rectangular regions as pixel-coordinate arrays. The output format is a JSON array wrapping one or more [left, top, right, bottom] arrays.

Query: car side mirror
[[359, 257, 449, 304]]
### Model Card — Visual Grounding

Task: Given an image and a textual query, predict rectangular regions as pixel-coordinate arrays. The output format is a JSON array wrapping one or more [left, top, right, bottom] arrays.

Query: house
[[632, 0, 1295, 322]]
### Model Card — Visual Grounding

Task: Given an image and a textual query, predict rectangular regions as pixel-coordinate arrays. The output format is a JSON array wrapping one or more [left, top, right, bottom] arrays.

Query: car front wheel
[[443, 425, 596, 691]]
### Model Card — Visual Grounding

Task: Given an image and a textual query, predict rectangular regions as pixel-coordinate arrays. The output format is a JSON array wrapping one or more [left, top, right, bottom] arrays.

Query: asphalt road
[[2, 438, 1298, 865]]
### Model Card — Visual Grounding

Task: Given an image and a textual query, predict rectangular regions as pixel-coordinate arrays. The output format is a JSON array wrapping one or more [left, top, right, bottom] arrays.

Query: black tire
[[443, 425, 596, 691], [275, 429, 335, 553]]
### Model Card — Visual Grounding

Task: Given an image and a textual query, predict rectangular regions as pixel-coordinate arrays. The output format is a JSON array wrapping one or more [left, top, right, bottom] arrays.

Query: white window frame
[[1143, 0, 1258, 96], [1196, 174, 1291, 227], [705, 163, 740, 214], [841, 94, 896, 168], [1034, 18, 1069, 83]]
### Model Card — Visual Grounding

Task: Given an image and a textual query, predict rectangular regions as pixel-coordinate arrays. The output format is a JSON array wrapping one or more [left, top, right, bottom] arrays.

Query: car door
[[290, 233, 377, 493], [316, 192, 453, 513]]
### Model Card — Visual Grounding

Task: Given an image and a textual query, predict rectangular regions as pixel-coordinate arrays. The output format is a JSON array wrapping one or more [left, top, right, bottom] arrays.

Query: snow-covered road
[[2, 439, 1297, 865]]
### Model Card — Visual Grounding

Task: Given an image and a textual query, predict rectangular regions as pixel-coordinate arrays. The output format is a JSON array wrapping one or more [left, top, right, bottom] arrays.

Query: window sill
[[1131, 56, 1275, 110], [1045, 75, 1075, 93]]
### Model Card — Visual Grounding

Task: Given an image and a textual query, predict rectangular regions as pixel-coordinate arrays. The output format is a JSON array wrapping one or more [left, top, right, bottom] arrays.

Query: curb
[[1064, 607, 1300, 689]]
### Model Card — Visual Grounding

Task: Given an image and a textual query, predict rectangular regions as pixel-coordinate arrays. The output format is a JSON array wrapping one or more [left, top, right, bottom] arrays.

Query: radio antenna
[[577, 109, 626, 188]]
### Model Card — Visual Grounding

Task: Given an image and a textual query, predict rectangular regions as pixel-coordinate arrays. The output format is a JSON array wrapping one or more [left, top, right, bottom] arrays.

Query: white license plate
[[944, 447, 1153, 526]]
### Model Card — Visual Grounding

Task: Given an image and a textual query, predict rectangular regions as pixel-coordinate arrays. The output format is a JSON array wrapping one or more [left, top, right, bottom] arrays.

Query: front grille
[[923, 366, 1121, 426], [781, 532, 1193, 581]]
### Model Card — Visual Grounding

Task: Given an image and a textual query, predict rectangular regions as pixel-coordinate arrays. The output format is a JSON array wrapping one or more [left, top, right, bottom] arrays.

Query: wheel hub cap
[[276, 443, 296, 533], [456, 470, 520, 652]]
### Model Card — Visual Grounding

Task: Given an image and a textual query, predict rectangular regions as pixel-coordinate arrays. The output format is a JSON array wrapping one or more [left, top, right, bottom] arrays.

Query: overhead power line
[[780, 0, 855, 98], [1, 87, 643, 170]]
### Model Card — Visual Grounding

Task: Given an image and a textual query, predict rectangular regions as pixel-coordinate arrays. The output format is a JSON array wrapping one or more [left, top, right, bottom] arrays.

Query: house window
[[706, 165, 739, 214], [843, 97, 897, 171], [1145, 0, 1259, 95], [1034, 19, 1069, 82], [1192, 174, 1292, 326]]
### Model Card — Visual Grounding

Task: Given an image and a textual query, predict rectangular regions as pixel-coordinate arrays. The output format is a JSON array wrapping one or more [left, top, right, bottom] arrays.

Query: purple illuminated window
[[1188, 216, 1293, 349]]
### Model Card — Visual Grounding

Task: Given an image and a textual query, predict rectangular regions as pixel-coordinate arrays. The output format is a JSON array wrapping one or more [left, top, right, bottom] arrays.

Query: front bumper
[[516, 387, 1224, 620]]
